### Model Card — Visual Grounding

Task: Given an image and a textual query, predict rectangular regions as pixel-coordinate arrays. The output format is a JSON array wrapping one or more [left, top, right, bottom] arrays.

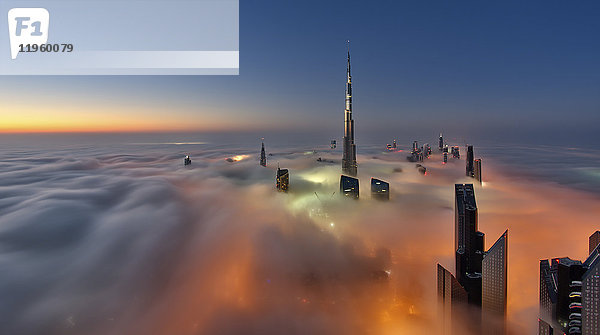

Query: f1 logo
[[7, 8, 49, 59]]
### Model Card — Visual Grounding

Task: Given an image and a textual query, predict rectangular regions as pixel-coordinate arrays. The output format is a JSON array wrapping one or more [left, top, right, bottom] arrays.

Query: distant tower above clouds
[[342, 41, 357, 176], [260, 139, 266, 167]]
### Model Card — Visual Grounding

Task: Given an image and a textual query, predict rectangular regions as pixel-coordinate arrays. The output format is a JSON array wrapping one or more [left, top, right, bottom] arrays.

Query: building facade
[[340, 175, 359, 199], [582, 247, 600, 335], [437, 264, 468, 334], [260, 140, 267, 167], [482, 230, 508, 335], [474, 159, 482, 184], [538, 239, 600, 334], [371, 178, 389, 200], [590, 231, 600, 255], [276, 167, 289, 192], [466, 145, 474, 177]]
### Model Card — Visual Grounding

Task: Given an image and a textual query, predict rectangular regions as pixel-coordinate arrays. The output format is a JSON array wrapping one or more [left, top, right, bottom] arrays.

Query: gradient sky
[[0, 0, 598, 142]]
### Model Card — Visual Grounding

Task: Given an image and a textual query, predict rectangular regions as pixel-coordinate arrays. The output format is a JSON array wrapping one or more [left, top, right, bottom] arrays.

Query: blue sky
[[0, 0, 598, 143]]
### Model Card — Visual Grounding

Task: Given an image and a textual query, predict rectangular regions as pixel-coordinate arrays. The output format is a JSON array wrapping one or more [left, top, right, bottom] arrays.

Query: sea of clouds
[[0, 136, 599, 334]]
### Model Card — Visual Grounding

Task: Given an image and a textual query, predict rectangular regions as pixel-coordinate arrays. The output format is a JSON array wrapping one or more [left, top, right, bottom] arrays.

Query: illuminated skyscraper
[[276, 167, 289, 192], [342, 41, 357, 176], [340, 175, 359, 199], [439, 133, 444, 151], [590, 231, 600, 255], [260, 140, 267, 167], [482, 230, 508, 335], [538, 245, 600, 335], [371, 178, 389, 200], [466, 145, 474, 177]]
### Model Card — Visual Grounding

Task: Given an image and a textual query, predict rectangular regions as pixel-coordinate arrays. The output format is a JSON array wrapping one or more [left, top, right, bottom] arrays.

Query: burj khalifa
[[342, 42, 357, 176]]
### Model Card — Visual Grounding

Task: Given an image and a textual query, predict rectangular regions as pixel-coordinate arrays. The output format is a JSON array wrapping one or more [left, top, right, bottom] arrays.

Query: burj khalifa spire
[[342, 41, 357, 176]]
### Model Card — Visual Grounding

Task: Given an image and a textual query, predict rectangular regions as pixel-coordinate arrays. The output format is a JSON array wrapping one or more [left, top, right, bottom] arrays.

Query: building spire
[[342, 41, 357, 176], [346, 40, 351, 80]]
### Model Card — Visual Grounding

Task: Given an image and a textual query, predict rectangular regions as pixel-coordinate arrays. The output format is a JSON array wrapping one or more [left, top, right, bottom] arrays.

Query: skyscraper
[[342, 41, 357, 176], [340, 175, 359, 199], [466, 145, 474, 177], [371, 178, 389, 200], [582, 246, 600, 335], [556, 258, 585, 331], [538, 246, 600, 335], [276, 167, 289, 192], [439, 133, 444, 151], [474, 159, 482, 184], [260, 140, 267, 167], [437, 264, 468, 334], [589, 231, 600, 255], [439, 185, 509, 334], [455, 184, 484, 306], [482, 230, 508, 335], [539, 259, 559, 332]]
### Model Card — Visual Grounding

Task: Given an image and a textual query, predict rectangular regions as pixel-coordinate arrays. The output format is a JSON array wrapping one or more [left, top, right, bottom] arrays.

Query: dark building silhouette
[[260, 140, 267, 167], [443, 152, 448, 164], [371, 178, 389, 200], [539, 259, 559, 331], [538, 243, 600, 335], [342, 41, 357, 176], [590, 231, 600, 255], [455, 184, 484, 306], [276, 167, 289, 192], [424, 143, 431, 158], [556, 258, 585, 332], [184, 155, 191, 166], [466, 145, 474, 177], [451, 146, 460, 159], [340, 175, 359, 199], [482, 230, 508, 335], [437, 264, 468, 334], [474, 159, 482, 184], [439, 133, 444, 151], [439, 185, 509, 334]]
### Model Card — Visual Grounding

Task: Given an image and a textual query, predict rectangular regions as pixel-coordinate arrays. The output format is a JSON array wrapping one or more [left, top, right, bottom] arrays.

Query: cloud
[[0, 143, 598, 335]]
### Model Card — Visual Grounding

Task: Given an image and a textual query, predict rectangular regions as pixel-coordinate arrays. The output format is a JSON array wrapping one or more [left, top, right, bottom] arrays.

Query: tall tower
[[466, 145, 474, 177], [455, 184, 484, 306], [342, 41, 357, 176], [260, 139, 267, 167]]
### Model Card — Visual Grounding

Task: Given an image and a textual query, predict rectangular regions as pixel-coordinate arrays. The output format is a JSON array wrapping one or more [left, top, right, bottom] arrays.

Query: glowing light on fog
[[226, 155, 249, 162], [301, 172, 329, 184]]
